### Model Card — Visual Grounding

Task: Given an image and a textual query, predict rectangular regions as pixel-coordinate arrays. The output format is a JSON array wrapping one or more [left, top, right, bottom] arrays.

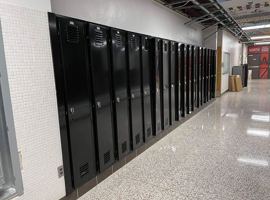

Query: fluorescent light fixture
[[251, 115, 270, 122], [237, 157, 269, 166], [242, 24, 270, 30], [255, 42, 270, 45], [251, 35, 270, 40], [225, 113, 238, 118], [247, 128, 269, 137]]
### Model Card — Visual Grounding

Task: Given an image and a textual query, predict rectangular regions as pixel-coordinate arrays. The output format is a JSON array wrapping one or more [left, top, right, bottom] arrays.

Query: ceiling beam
[[174, 2, 216, 10], [164, 0, 189, 6], [185, 10, 220, 25]]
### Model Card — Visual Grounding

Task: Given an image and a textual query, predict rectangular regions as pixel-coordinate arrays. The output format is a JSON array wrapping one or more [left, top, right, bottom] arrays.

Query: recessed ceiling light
[[251, 35, 270, 40]]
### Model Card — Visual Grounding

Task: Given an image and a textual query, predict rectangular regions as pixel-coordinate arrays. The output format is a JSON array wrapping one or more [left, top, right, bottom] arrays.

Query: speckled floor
[[79, 80, 270, 200]]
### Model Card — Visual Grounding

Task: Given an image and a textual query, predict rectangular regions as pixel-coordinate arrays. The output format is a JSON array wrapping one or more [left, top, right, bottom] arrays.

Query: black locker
[[177, 43, 184, 119], [204, 48, 208, 103], [110, 29, 130, 160], [208, 49, 211, 101], [212, 50, 217, 98], [141, 36, 153, 142], [182, 44, 187, 116], [127, 32, 143, 150], [170, 41, 177, 124], [162, 40, 170, 129], [192, 46, 197, 111], [196, 47, 201, 108], [57, 18, 96, 188], [151, 38, 162, 135], [187, 45, 192, 114], [88, 24, 116, 171]]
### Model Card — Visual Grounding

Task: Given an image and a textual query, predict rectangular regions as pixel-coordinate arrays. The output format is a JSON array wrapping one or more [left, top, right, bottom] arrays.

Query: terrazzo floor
[[79, 80, 270, 200]]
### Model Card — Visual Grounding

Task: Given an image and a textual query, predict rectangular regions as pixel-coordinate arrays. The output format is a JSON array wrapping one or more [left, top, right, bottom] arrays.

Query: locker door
[[192, 46, 197, 111], [201, 48, 204, 105], [162, 40, 170, 129], [110, 29, 130, 160], [204, 49, 208, 103], [153, 38, 162, 135], [170, 42, 177, 124], [182, 44, 188, 116], [208, 49, 211, 101], [212, 50, 217, 98], [177, 43, 182, 120], [141, 36, 153, 142], [127, 32, 143, 150], [196, 47, 200, 108], [88, 24, 116, 171], [58, 18, 96, 188], [187, 45, 192, 114]]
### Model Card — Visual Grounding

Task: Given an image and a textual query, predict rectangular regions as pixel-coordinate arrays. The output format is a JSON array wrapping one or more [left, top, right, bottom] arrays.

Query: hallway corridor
[[80, 80, 270, 200]]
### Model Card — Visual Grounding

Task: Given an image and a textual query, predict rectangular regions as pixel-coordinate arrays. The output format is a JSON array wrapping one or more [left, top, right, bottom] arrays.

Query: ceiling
[[155, 0, 251, 42], [218, 0, 270, 44]]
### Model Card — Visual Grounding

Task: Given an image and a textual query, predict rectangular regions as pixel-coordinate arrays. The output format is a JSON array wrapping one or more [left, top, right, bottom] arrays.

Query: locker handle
[[144, 91, 147, 95], [156, 88, 159, 92], [97, 102, 101, 108], [116, 97, 120, 103], [132, 94, 135, 99], [70, 108, 75, 114], [171, 84, 174, 88], [164, 86, 166, 90]]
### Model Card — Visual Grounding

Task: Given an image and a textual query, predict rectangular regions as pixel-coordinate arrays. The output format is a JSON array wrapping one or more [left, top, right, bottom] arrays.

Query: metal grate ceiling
[[155, 0, 252, 42]]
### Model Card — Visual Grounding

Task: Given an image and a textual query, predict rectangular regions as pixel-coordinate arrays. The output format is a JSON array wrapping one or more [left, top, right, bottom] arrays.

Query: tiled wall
[[0, 2, 65, 199]]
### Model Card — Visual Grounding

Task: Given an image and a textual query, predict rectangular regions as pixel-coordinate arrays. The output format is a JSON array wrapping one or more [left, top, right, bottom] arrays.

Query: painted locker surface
[[177, 43, 184, 119], [182, 44, 187, 117], [152, 38, 162, 135], [201, 48, 205, 105], [162, 40, 170, 130], [212, 50, 216, 98], [110, 29, 130, 160], [170, 41, 177, 124], [204, 49, 208, 103], [127, 32, 143, 150], [197, 47, 201, 108], [88, 24, 116, 170], [208, 49, 211, 101], [58, 18, 96, 188], [187, 45, 192, 114], [192, 46, 197, 111], [141, 36, 153, 142]]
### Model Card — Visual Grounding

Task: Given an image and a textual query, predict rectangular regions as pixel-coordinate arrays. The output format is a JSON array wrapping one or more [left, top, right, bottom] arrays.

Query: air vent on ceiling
[[131, 36, 136, 49], [80, 163, 89, 178], [147, 127, 151, 137], [122, 141, 127, 153], [135, 134, 140, 145], [104, 151, 110, 164], [66, 25, 79, 43], [115, 34, 122, 48], [144, 39, 149, 51], [94, 29, 104, 46], [164, 43, 168, 52]]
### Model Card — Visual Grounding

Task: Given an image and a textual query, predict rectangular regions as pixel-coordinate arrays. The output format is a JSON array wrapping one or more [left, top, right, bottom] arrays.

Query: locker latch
[[144, 91, 147, 95], [131, 94, 135, 99], [171, 84, 174, 88], [97, 102, 101, 108], [70, 108, 75, 114], [164, 86, 166, 90], [117, 97, 120, 103], [156, 88, 159, 92]]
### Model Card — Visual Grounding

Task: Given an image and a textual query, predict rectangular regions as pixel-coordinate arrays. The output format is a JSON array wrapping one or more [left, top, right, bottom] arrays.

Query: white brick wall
[[0, 2, 65, 199]]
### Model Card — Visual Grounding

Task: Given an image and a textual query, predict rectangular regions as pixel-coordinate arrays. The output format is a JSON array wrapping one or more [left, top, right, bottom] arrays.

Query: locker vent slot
[[80, 163, 89, 178], [115, 34, 122, 48], [104, 151, 110, 164], [165, 117, 168, 126], [136, 134, 140, 145], [147, 128, 151, 137], [164, 43, 168, 52], [94, 29, 104, 46], [144, 39, 149, 51], [131, 37, 136, 49], [66, 25, 79, 43], [157, 122, 161, 131], [122, 141, 127, 153]]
